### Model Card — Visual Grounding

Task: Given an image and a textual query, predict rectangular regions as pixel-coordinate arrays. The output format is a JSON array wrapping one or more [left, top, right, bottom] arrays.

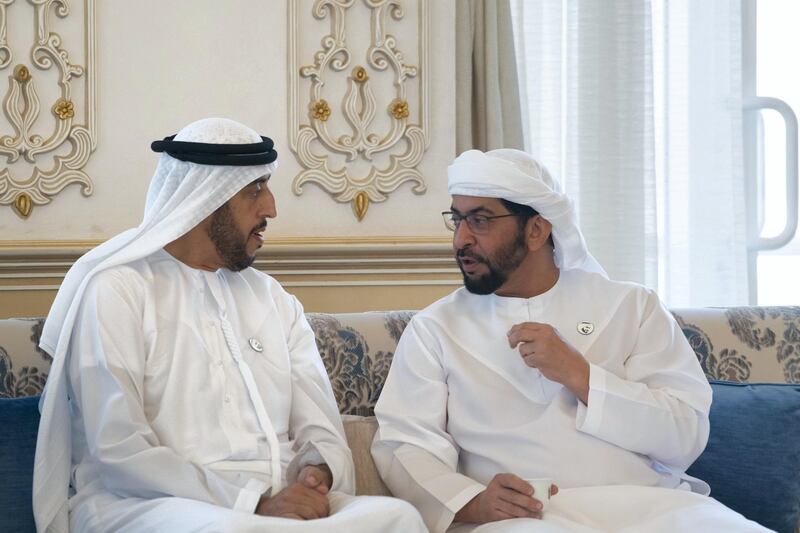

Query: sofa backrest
[[2, 307, 799, 414], [2, 308, 800, 532]]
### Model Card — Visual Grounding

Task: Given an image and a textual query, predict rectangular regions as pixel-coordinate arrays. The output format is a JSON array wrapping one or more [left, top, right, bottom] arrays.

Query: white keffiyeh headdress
[[448, 149, 606, 276]]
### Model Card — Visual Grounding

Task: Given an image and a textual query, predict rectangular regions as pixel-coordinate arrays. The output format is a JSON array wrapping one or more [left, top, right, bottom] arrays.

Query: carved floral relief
[[288, 0, 429, 220], [0, 0, 96, 219]]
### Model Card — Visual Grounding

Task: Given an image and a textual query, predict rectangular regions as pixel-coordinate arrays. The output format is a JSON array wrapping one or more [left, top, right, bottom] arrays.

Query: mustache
[[251, 220, 268, 233], [456, 248, 486, 263]]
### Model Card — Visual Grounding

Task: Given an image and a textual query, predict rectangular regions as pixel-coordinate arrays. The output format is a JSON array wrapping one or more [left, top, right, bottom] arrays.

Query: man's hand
[[255, 481, 330, 520], [507, 322, 590, 404], [454, 474, 558, 523], [297, 464, 333, 495]]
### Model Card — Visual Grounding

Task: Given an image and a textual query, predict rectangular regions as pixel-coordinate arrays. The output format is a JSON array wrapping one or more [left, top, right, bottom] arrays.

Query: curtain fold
[[456, 0, 524, 153], [511, 0, 748, 307]]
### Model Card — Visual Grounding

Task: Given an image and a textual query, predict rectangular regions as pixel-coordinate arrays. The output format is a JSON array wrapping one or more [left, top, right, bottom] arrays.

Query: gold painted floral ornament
[[13, 64, 31, 83], [53, 98, 75, 120], [0, 0, 97, 220], [13, 193, 33, 218], [389, 98, 409, 119], [311, 99, 331, 121], [353, 191, 369, 221], [289, 0, 429, 221], [352, 66, 368, 83]]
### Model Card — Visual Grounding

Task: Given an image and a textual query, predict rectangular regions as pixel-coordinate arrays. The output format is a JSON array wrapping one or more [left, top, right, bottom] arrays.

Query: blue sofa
[[2, 307, 799, 532]]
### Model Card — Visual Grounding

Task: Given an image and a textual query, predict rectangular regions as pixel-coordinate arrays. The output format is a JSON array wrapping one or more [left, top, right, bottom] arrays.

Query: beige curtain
[[456, 0, 524, 154]]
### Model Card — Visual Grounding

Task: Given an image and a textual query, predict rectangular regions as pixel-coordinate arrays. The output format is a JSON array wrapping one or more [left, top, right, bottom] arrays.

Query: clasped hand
[[255, 464, 332, 520]]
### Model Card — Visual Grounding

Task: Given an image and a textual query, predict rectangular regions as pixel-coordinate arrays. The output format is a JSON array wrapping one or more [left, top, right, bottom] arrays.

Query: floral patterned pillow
[[0, 318, 49, 398], [307, 311, 414, 416], [672, 307, 800, 384]]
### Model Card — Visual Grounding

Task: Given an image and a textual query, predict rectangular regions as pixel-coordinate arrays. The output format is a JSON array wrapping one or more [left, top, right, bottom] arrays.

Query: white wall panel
[[1, 0, 455, 240]]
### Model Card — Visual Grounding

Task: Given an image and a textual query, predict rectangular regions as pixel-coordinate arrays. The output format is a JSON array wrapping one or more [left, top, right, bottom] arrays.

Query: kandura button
[[248, 337, 263, 352], [577, 321, 594, 335]]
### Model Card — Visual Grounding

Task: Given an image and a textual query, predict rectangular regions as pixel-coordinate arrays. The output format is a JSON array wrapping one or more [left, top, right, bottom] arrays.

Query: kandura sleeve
[[576, 290, 712, 469], [284, 295, 356, 494], [372, 318, 485, 533]]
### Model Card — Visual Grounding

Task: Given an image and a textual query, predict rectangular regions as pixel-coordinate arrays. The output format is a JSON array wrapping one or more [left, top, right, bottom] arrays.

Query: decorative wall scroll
[[0, 0, 96, 219], [288, 0, 429, 220]]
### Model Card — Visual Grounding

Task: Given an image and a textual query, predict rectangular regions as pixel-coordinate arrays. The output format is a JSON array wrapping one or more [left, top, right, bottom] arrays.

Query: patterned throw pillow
[[0, 318, 50, 398], [672, 307, 800, 384], [307, 311, 415, 416]]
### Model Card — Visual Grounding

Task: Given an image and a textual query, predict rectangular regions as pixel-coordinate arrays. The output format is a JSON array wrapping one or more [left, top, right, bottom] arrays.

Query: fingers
[[284, 502, 320, 521], [550, 484, 559, 496], [492, 496, 541, 519], [291, 501, 328, 520], [300, 471, 320, 489], [498, 489, 541, 515], [495, 473, 533, 495], [298, 466, 330, 495], [260, 484, 330, 520], [297, 465, 318, 487], [493, 474, 541, 516], [516, 341, 536, 357], [296, 487, 329, 519], [507, 322, 554, 348]]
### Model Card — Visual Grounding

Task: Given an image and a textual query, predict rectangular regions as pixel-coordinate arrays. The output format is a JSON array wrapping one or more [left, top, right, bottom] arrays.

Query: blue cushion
[[2, 386, 798, 533], [0, 396, 40, 533], [687, 381, 800, 533]]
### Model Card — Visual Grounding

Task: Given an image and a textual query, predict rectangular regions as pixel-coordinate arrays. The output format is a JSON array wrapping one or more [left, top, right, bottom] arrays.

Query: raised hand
[[507, 321, 590, 404]]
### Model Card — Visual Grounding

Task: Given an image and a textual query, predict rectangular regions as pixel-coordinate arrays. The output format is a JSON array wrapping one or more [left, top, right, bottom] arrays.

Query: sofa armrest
[[341, 415, 391, 496]]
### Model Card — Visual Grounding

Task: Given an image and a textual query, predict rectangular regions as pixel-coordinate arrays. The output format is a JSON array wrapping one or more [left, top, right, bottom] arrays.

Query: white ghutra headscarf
[[448, 149, 606, 276], [34, 118, 277, 533]]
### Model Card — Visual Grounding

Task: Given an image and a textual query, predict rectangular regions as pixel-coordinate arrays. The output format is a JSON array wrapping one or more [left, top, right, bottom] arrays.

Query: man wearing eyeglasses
[[371, 149, 770, 532]]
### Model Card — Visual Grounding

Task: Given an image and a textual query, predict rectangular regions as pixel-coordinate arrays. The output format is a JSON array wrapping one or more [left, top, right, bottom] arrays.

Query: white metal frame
[[742, 0, 799, 304]]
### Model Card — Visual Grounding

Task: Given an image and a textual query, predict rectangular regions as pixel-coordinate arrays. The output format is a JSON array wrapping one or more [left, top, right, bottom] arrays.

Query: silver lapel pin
[[248, 337, 264, 352], [577, 321, 594, 335]]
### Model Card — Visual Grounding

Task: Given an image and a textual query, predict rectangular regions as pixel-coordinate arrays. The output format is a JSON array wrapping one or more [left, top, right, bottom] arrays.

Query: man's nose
[[259, 189, 277, 218], [453, 221, 476, 250]]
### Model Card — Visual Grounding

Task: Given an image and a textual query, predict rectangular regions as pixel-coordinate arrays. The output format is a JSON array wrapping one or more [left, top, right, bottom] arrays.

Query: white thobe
[[65, 249, 425, 533], [373, 269, 771, 533]]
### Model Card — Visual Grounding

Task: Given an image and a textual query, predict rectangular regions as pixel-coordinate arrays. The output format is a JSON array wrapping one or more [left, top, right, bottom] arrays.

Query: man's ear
[[526, 215, 553, 251]]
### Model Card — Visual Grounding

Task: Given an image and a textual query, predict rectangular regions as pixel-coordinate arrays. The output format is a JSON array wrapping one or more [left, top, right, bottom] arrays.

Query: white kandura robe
[[65, 249, 425, 533], [372, 268, 772, 533]]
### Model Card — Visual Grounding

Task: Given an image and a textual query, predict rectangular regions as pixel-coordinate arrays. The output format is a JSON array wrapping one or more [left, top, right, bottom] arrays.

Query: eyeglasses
[[441, 211, 518, 234]]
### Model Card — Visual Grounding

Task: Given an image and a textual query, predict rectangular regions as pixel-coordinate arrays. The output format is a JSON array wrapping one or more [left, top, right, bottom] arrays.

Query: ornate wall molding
[[0, 0, 96, 219], [0, 237, 460, 315], [288, 0, 429, 220], [0, 236, 459, 288]]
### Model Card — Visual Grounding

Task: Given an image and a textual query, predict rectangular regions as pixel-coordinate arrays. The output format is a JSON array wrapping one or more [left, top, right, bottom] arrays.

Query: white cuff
[[576, 363, 606, 435], [233, 478, 269, 513]]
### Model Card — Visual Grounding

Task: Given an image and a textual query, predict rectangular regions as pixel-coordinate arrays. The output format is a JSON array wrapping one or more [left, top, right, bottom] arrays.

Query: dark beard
[[459, 228, 528, 295], [207, 203, 255, 272]]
